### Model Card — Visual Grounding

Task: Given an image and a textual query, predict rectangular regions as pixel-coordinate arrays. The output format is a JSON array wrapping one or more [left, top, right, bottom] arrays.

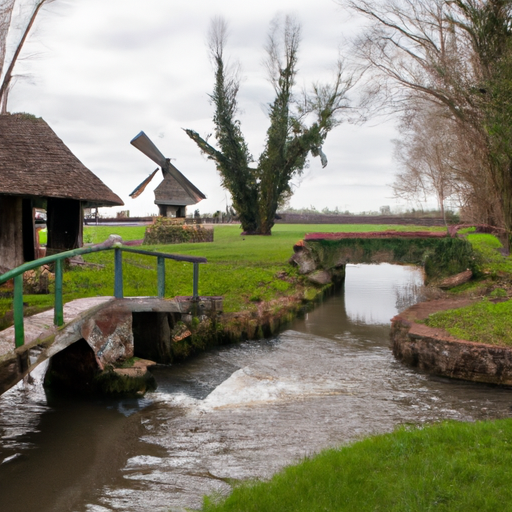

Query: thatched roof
[[0, 113, 123, 206], [154, 163, 205, 206]]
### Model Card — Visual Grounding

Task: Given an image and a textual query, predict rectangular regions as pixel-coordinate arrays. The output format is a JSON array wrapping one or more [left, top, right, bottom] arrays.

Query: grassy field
[[200, 419, 512, 512], [0, 223, 445, 317]]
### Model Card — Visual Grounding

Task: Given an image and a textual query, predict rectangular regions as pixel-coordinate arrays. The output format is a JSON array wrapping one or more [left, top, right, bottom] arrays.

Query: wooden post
[[157, 256, 165, 298], [54, 258, 64, 326], [114, 248, 124, 298], [193, 262, 199, 299], [13, 274, 24, 348]]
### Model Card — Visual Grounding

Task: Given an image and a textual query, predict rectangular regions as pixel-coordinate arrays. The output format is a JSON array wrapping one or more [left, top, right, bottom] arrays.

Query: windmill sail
[[130, 131, 167, 167], [129, 168, 159, 198], [166, 162, 206, 203]]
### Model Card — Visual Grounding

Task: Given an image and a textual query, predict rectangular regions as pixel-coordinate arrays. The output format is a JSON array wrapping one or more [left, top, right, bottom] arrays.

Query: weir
[[290, 230, 477, 286], [0, 295, 222, 396]]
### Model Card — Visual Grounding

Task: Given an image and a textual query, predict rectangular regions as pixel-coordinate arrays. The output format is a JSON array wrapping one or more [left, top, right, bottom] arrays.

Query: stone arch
[[44, 338, 100, 395]]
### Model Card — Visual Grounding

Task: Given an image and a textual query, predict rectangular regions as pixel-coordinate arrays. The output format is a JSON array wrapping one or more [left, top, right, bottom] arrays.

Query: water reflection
[[344, 263, 424, 325]]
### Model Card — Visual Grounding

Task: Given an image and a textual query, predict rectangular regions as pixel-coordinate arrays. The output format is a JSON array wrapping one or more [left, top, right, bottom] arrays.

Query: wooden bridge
[[0, 236, 221, 395]]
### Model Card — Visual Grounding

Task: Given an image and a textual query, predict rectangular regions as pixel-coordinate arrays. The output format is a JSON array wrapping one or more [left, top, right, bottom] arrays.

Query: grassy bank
[[200, 419, 512, 512], [425, 298, 512, 346], [424, 233, 512, 346]]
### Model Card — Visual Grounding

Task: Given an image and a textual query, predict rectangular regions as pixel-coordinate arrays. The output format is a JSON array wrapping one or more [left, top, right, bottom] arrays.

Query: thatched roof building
[[0, 113, 122, 205], [0, 113, 123, 272]]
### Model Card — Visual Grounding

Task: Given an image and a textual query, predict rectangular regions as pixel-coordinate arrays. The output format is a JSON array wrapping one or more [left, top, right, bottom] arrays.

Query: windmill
[[129, 131, 206, 217]]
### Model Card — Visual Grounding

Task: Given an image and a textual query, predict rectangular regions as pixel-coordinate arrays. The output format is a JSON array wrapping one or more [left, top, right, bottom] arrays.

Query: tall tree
[[185, 16, 354, 235], [344, 0, 512, 238]]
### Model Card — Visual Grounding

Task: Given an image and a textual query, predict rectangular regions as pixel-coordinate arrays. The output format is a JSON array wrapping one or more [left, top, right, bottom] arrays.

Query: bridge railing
[[0, 237, 207, 349]]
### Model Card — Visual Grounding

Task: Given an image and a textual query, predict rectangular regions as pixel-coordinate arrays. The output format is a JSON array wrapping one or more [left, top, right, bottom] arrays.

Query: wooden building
[[0, 113, 123, 273], [153, 162, 205, 218]]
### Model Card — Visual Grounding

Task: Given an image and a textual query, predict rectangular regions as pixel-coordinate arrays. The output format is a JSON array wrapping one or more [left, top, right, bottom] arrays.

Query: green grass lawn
[[425, 298, 512, 346], [6, 223, 442, 316], [201, 419, 512, 512], [0, 222, 445, 324], [83, 224, 446, 311]]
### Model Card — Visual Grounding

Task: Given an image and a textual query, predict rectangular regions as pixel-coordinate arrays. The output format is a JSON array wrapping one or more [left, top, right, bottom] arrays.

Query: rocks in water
[[308, 270, 332, 285], [289, 240, 345, 287]]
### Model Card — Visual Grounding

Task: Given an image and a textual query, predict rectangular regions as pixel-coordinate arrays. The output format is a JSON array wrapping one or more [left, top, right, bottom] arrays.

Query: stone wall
[[276, 213, 449, 226], [391, 299, 512, 386]]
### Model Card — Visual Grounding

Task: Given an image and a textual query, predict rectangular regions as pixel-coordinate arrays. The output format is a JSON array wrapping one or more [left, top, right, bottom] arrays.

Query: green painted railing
[[0, 237, 207, 349]]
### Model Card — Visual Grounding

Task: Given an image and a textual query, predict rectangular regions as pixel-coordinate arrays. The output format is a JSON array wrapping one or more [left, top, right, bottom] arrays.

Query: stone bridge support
[[0, 296, 223, 396]]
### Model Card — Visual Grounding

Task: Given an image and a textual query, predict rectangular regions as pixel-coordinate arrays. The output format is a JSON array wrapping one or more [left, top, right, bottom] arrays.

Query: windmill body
[[130, 131, 206, 217]]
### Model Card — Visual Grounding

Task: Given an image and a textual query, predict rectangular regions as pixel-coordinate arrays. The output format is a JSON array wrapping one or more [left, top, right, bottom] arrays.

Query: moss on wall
[[307, 237, 479, 282]]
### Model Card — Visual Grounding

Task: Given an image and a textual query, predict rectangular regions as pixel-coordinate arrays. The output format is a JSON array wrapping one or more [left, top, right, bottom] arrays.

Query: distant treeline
[[274, 213, 451, 226]]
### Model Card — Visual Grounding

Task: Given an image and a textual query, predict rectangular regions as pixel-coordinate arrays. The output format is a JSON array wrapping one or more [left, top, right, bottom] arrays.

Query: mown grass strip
[[425, 298, 512, 346], [201, 419, 512, 512]]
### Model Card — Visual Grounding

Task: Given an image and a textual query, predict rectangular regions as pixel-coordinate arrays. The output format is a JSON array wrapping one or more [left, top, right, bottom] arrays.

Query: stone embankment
[[391, 298, 512, 386]]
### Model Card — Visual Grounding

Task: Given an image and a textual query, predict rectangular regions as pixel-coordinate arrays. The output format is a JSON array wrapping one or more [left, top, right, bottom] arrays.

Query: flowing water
[[1, 263, 512, 512]]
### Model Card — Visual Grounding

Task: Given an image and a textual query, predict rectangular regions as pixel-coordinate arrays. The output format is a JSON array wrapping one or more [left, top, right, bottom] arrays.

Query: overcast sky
[[6, 0, 430, 217]]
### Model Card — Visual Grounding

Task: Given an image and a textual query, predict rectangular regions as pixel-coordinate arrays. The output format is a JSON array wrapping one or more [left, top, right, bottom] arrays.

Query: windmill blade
[[129, 168, 159, 199], [165, 162, 207, 203], [130, 131, 167, 168]]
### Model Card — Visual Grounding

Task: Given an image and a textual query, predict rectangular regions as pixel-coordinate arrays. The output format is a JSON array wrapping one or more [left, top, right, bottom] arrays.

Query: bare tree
[[343, 0, 512, 239], [392, 103, 461, 226], [0, 0, 55, 113], [0, 1, 16, 79]]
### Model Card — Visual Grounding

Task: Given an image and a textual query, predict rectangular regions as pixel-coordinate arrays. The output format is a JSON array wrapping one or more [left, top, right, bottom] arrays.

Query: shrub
[[143, 217, 214, 245]]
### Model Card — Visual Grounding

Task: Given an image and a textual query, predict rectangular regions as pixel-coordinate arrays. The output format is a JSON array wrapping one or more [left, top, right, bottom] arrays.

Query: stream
[[1, 263, 511, 512]]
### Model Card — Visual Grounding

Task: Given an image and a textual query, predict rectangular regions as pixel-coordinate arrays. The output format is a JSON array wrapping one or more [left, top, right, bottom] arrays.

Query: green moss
[[93, 368, 156, 396], [13, 112, 41, 121], [308, 236, 478, 282], [118, 357, 141, 368]]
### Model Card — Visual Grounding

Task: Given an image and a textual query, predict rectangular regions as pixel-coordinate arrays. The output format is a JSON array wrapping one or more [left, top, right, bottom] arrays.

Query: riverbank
[[193, 227, 512, 511], [200, 418, 512, 512], [390, 231, 512, 385]]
